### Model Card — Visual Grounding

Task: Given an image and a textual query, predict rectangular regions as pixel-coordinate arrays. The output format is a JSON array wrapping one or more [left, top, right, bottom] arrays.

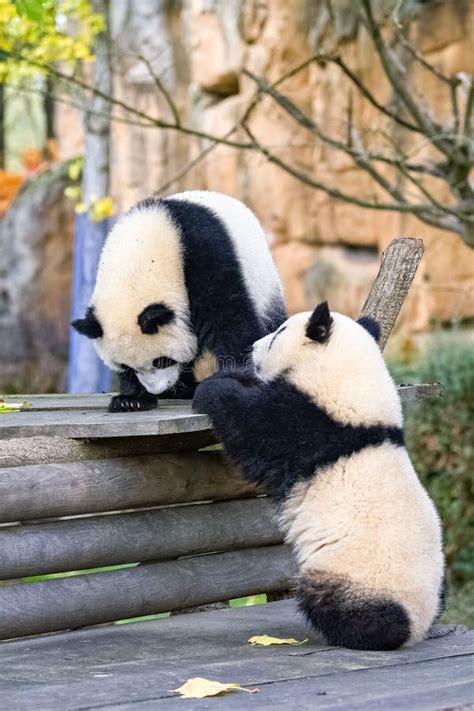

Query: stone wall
[[0, 164, 75, 391], [57, 0, 473, 333]]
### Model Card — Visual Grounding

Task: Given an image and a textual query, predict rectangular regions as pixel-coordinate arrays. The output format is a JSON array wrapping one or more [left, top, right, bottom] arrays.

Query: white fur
[[253, 311, 402, 427], [91, 192, 283, 393], [92, 206, 197, 374], [136, 364, 180, 394], [172, 191, 284, 324], [254, 309, 444, 645], [280, 445, 444, 645]]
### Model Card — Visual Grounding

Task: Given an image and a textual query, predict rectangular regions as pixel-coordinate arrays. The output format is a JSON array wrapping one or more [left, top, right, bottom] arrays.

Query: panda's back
[[158, 191, 286, 357]]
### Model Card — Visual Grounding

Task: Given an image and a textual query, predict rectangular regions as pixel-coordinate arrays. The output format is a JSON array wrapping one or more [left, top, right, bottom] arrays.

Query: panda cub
[[193, 302, 445, 650], [72, 191, 286, 412]]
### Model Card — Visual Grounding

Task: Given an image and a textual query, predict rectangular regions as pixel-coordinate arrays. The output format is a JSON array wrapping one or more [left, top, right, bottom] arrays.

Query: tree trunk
[[68, 0, 113, 394]]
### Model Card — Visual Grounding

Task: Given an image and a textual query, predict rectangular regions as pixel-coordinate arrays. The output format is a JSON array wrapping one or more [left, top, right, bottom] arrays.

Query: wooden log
[[0, 545, 295, 639], [359, 238, 424, 350], [0, 498, 280, 578], [0, 432, 217, 468], [0, 452, 257, 523]]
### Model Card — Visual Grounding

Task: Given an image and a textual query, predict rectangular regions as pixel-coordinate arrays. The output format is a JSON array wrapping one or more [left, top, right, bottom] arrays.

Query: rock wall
[[57, 0, 473, 333], [0, 164, 75, 391]]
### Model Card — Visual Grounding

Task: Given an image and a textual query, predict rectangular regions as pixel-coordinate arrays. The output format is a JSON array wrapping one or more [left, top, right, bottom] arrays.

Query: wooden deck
[[0, 600, 472, 710]]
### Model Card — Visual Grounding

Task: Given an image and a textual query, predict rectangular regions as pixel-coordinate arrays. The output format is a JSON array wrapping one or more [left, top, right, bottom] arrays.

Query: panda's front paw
[[108, 394, 158, 413]]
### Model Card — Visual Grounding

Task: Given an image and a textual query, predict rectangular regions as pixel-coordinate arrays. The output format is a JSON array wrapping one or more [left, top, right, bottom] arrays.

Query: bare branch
[[137, 54, 181, 127], [394, 28, 453, 86], [359, 0, 454, 159], [464, 82, 473, 137], [332, 55, 420, 133], [9, 52, 254, 151], [242, 123, 456, 231]]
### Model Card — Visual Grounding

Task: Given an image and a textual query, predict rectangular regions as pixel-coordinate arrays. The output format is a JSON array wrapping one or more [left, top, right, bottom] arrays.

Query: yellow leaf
[[64, 185, 82, 203], [75, 202, 88, 214], [171, 677, 258, 699], [67, 157, 83, 182], [248, 635, 308, 646], [90, 196, 115, 222], [0, 400, 30, 413]]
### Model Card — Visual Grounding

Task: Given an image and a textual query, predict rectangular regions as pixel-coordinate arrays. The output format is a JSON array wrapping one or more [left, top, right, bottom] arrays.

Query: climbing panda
[[193, 302, 445, 650], [72, 191, 287, 412]]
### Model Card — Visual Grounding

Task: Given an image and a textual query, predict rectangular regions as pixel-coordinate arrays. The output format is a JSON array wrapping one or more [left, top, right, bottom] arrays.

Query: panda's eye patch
[[268, 325, 287, 351], [153, 357, 178, 369]]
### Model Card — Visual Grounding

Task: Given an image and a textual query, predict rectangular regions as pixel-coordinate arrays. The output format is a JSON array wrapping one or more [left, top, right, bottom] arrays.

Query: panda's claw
[[108, 394, 158, 413]]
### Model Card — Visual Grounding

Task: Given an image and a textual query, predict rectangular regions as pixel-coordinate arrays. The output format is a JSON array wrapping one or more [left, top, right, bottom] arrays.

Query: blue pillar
[[68, 213, 113, 394]]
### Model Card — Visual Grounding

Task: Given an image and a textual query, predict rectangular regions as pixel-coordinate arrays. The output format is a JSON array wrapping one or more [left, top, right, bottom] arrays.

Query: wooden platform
[[0, 385, 443, 440], [0, 600, 472, 710]]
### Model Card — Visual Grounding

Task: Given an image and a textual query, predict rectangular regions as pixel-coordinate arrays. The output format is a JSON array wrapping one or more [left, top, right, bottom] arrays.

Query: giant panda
[[193, 301, 445, 650], [72, 191, 287, 412]]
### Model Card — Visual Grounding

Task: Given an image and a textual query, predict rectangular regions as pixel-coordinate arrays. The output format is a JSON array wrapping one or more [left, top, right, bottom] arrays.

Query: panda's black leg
[[108, 368, 158, 413]]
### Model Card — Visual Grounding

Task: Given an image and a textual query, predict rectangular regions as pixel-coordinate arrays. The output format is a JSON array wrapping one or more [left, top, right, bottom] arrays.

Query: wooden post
[[359, 238, 424, 350]]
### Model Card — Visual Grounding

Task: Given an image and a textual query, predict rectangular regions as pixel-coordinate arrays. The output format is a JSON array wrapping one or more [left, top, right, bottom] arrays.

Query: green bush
[[389, 335, 474, 588]]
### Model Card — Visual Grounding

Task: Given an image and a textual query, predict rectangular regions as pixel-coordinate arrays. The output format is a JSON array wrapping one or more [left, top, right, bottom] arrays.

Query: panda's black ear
[[138, 302, 175, 335], [306, 301, 333, 343], [71, 306, 103, 339], [357, 316, 381, 343]]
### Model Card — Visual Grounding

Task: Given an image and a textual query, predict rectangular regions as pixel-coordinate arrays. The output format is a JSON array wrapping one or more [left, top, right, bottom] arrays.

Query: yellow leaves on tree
[[171, 678, 258, 699], [0, 0, 104, 83]]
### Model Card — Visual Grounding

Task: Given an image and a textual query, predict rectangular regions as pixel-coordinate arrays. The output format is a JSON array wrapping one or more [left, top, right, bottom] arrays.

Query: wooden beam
[[0, 498, 280, 578], [0, 452, 257, 523], [359, 238, 424, 350], [0, 545, 295, 639]]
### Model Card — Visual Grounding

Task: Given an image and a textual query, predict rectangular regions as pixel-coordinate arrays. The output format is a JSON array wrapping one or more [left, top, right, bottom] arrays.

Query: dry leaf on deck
[[0, 400, 31, 413], [171, 677, 258, 699], [248, 635, 308, 646]]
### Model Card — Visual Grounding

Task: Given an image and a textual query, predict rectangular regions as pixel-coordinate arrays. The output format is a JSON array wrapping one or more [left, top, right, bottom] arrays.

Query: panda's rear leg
[[108, 369, 158, 413]]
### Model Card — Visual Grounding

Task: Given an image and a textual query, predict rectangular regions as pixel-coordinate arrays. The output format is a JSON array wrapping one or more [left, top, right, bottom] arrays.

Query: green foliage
[[390, 335, 474, 586], [0, 0, 104, 82]]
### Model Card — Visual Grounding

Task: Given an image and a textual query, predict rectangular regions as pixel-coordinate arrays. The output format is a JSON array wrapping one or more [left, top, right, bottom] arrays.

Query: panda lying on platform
[[72, 191, 286, 412], [193, 302, 445, 650]]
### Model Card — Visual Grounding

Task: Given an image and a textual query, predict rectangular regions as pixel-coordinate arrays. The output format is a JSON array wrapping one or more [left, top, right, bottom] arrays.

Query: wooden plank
[[0, 384, 442, 442], [0, 432, 217, 468], [0, 405, 211, 440], [169, 657, 473, 711], [0, 600, 471, 710], [0, 545, 295, 639], [360, 237, 424, 350], [0, 452, 256, 522], [2, 393, 191, 411], [0, 498, 280, 578]]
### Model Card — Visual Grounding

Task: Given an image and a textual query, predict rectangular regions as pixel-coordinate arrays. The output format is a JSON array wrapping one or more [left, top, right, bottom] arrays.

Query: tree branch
[[242, 123, 456, 231], [137, 54, 181, 127], [9, 52, 254, 151]]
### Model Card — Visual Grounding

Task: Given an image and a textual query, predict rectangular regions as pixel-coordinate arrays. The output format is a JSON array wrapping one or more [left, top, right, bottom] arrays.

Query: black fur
[[357, 316, 381, 343], [109, 364, 198, 412], [306, 301, 333, 343], [138, 303, 175, 335], [193, 371, 404, 501], [109, 367, 158, 412], [71, 306, 103, 339], [296, 572, 410, 650], [151, 197, 287, 363]]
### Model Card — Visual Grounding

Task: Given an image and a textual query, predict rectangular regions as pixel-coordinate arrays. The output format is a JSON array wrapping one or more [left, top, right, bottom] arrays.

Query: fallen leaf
[[0, 400, 31, 413], [248, 635, 308, 646], [171, 677, 258, 699]]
